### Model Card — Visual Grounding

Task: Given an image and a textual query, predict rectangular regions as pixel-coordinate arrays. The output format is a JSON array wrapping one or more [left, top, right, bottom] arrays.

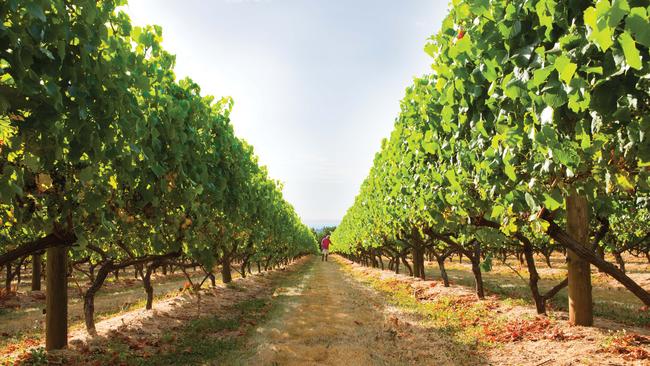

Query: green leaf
[[151, 163, 165, 178], [618, 31, 642, 70], [616, 174, 635, 191], [532, 67, 553, 87], [490, 205, 505, 219], [543, 192, 563, 210], [78, 167, 93, 183], [542, 80, 568, 109], [591, 82, 618, 115], [626, 7, 650, 48], [108, 175, 118, 190], [75, 230, 88, 249], [552, 146, 578, 167], [503, 74, 526, 99], [524, 192, 537, 210], [445, 169, 461, 191], [23, 154, 39, 171], [476, 119, 489, 137], [450, 33, 473, 58], [469, 0, 490, 17], [554, 55, 577, 84], [504, 162, 517, 181], [40, 47, 54, 60], [584, 6, 615, 51], [609, 0, 630, 27], [480, 254, 493, 272], [27, 3, 46, 22], [542, 87, 567, 108], [536, 0, 556, 36], [582, 66, 603, 74], [424, 43, 436, 58], [422, 130, 438, 154], [482, 59, 499, 82], [441, 105, 454, 124]]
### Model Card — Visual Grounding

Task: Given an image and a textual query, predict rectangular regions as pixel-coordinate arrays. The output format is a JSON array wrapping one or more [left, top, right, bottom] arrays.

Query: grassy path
[[247, 258, 390, 365], [238, 257, 468, 366]]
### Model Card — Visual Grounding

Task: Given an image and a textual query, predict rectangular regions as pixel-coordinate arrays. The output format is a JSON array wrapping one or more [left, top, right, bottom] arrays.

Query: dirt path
[[243, 258, 441, 366]]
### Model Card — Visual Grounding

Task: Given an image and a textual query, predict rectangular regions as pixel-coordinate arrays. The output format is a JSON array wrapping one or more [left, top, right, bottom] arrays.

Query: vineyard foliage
[[332, 0, 650, 314], [0, 0, 316, 343]]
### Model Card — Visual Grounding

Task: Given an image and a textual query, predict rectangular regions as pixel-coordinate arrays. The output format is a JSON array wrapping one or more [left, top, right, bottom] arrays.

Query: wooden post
[[566, 191, 593, 326], [32, 253, 41, 291], [46, 246, 68, 350]]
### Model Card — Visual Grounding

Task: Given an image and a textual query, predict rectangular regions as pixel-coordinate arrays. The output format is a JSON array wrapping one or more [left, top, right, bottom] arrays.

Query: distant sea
[[305, 220, 340, 230]]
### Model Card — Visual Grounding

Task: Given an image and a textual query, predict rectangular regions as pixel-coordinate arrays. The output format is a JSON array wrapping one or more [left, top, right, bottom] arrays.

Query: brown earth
[[336, 256, 650, 366], [3, 256, 650, 365], [0, 269, 206, 342], [242, 258, 466, 366], [0, 260, 305, 364]]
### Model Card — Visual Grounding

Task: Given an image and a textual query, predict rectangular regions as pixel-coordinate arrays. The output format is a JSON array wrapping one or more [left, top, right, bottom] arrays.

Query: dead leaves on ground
[[6, 260, 307, 366], [347, 259, 650, 364], [482, 316, 586, 343], [0, 338, 40, 357], [602, 333, 650, 361]]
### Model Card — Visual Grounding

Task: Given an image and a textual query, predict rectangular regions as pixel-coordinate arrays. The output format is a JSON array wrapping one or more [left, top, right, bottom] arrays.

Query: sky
[[126, 0, 449, 227]]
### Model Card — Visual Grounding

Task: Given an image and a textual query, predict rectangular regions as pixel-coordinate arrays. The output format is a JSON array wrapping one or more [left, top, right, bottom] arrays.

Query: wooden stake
[[566, 191, 593, 326], [46, 246, 68, 350]]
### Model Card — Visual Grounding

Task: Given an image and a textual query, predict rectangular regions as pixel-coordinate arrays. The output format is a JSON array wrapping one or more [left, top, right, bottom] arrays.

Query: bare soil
[[3, 255, 650, 365], [337, 256, 650, 366], [1, 259, 308, 364], [424, 253, 650, 326], [0, 269, 205, 341], [242, 258, 468, 366]]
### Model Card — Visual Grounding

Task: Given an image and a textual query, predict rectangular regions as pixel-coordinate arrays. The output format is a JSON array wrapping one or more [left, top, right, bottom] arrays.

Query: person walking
[[321, 235, 331, 262]]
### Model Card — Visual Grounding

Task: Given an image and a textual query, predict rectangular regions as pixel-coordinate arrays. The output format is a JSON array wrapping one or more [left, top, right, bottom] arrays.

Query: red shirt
[[321, 237, 330, 250]]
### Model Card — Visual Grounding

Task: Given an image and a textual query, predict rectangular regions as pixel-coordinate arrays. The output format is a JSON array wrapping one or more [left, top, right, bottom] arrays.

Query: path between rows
[[244, 258, 403, 366]]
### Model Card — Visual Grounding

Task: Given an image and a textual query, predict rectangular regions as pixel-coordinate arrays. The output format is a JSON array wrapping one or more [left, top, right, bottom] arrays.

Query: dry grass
[[423, 253, 650, 326], [0, 261, 305, 365], [337, 255, 650, 366]]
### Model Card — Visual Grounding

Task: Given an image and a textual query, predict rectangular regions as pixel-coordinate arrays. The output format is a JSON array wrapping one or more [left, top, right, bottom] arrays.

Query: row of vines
[[0, 0, 317, 351], [332, 0, 650, 326]]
